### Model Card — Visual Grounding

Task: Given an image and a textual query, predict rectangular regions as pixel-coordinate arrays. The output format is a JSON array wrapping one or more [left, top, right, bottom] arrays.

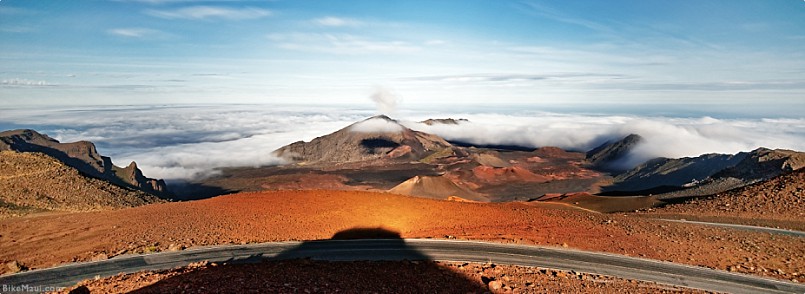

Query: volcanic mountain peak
[[368, 114, 395, 121], [273, 116, 452, 165], [348, 115, 405, 133]]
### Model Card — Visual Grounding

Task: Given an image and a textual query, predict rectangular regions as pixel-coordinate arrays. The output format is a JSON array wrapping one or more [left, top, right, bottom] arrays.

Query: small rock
[[561, 243, 569, 248], [488, 280, 503, 290], [167, 243, 184, 252], [68, 286, 91, 294], [6, 260, 25, 273], [91, 253, 109, 261]]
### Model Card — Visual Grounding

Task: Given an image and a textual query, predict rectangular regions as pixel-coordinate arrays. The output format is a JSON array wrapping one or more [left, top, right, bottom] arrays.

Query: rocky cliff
[[0, 129, 169, 196]]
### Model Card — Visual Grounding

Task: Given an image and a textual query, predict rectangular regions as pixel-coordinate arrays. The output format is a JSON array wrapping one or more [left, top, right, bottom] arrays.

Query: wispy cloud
[[403, 73, 625, 83], [424, 39, 447, 46], [0, 6, 33, 15], [107, 28, 166, 39], [598, 80, 805, 92], [145, 6, 271, 20], [118, 0, 239, 4], [519, 1, 614, 34], [267, 33, 420, 54], [1, 78, 49, 86], [312, 16, 364, 27], [0, 26, 35, 33]]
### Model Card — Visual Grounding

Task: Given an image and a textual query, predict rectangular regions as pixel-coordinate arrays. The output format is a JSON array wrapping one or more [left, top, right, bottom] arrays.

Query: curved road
[[659, 218, 805, 237], [1, 239, 803, 294]]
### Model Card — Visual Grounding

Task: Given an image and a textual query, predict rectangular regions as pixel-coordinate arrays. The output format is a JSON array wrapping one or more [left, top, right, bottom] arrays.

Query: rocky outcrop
[[114, 161, 168, 195], [646, 168, 805, 222], [0, 129, 169, 197], [273, 115, 452, 165], [420, 118, 469, 125], [0, 151, 164, 218], [586, 134, 643, 173], [605, 147, 805, 198]]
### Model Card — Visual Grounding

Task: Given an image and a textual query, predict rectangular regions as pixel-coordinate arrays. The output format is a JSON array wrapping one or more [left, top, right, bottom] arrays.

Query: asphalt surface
[[1, 239, 803, 294], [659, 218, 805, 237]]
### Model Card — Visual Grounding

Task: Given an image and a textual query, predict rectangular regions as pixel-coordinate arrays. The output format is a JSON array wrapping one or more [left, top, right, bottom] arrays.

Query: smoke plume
[[369, 86, 400, 115]]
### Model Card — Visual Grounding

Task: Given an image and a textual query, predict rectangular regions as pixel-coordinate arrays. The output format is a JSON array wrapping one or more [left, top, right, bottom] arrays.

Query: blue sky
[[1, 0, 805, 111]]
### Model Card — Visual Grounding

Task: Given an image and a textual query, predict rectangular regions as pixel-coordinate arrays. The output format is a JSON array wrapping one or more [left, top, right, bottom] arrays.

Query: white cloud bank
[[0, 104, 803, 181], [404, 113, 805, 168]]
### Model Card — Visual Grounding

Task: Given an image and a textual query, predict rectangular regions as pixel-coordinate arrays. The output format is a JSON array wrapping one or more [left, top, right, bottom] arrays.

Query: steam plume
[[369, 86, 400, 115]]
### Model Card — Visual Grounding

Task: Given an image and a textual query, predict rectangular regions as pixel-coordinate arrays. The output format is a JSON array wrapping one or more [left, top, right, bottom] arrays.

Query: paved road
[[1, 239, 803, 294], [660, 218, 805, 237]]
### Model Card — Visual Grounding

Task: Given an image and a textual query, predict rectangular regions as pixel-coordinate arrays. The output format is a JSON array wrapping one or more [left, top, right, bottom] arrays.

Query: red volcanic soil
[[471, 166, 551, 183], [638, 169, 805, 230], [1, 190, 802, 282], [536, 192, 664, 213], [533, 147, 574, 158]]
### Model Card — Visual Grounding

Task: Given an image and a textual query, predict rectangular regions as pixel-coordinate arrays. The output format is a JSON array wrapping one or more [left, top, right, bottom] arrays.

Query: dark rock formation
[[586, 134, 643, 173], [0, 129, 169, 197], [420, 118, 469, 125], [604, 147, 805, 198]]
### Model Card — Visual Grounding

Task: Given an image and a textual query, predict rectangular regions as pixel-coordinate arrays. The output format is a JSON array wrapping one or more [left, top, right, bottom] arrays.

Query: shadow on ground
[[166, 181, 237, 200], [126, 228, 488, 293]]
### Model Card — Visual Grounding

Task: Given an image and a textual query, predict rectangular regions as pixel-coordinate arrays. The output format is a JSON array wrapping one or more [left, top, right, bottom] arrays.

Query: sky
[[1, 1, 804, 180], [2, 0, 805, 113]]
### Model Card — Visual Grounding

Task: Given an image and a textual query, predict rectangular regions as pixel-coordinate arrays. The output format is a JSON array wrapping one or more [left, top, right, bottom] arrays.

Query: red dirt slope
[[0, 190, 802, 281]]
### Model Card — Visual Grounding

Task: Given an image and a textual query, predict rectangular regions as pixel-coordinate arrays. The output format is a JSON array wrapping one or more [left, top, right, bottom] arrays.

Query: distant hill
[[273, 115, 452, 165], [645, 168, 805, 227], [586, 134, 643, 173], [0, 129, 170, 217], [420, 118, 469, 125], [0, 129, 169, 196], [604, 147, 805, 198], [388, 175, 488, 202], [0, 151, 163, 218]]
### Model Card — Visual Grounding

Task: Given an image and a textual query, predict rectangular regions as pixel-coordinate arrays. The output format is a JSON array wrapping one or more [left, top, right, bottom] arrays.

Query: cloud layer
[[1, 105, 803, 181], [403, 113, 805, 168]]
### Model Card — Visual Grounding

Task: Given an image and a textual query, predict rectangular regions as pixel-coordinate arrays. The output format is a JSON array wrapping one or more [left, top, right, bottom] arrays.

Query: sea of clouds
[[1, 99, 804, 181]]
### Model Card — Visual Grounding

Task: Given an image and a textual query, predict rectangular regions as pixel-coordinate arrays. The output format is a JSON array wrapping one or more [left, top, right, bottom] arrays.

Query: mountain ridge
[[0, 129, 169, 196], [273, 115, 452, 165]]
